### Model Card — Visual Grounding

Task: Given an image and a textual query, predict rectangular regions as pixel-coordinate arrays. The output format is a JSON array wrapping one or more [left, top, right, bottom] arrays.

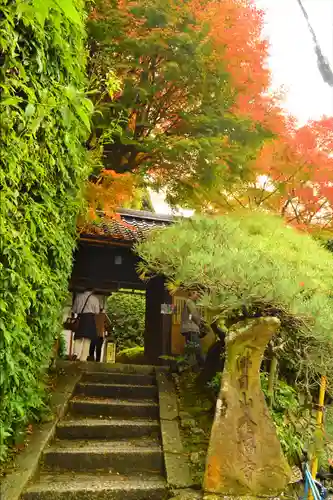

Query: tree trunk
[[204, 317, 290, 497]]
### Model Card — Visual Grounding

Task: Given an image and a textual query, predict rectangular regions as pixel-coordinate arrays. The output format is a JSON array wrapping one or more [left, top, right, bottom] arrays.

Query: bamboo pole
[[309, 375, 327, 499], [311, 375, 327, 478]]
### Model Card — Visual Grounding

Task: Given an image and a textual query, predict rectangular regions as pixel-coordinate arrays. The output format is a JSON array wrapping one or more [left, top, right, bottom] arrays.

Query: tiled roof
[[80, 209, 175, 243]]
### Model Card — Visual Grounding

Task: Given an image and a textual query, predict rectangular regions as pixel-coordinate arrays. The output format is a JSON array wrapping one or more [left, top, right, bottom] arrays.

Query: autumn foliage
[[190, 0, 271, 120], [87, 0, 333, 231], [255, 116, 333, 228], [87, 0, 273, 208], [85, 170, 137, 219]]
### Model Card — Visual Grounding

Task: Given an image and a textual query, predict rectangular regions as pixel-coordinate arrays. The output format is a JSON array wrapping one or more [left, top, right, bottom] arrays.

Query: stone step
[[42, 440, 164, 474], [75, 382, 158, 400], [81, 371, 156, 386], [23, 472, 168, 500], [56, 418, 160, 440], [69, 397, 159, 419]]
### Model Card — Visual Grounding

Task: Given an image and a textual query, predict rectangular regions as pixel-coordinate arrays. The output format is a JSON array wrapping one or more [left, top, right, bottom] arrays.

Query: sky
[[151, 0, 333, 214], [255, 0, 333, 124]]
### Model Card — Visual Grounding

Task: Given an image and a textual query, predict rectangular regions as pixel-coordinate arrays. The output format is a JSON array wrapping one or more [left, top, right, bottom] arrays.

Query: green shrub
[[116, 346, 145, 364], [208, 372, 222, 396], [260, 374, 314, 464], [325, 407, 333, 443], [0, 0, 91, 461], [107, 292, 145, 351]]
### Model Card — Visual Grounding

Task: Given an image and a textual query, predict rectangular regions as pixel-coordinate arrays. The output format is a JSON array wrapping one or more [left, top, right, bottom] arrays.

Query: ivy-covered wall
[[0, 0, 92, 461]]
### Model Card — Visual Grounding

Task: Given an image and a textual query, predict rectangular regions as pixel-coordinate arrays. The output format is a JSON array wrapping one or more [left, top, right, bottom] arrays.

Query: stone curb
[[156, 369, 194, 490], [0, 370, 80, 500]]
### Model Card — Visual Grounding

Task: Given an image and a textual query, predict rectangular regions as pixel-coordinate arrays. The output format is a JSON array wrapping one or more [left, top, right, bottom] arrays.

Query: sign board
[[160, 303, 177, 315]]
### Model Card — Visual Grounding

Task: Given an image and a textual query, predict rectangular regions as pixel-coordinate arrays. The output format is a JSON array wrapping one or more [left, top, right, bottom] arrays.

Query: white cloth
[[74, 338, 91, 361], [72, 291, 101, 315]]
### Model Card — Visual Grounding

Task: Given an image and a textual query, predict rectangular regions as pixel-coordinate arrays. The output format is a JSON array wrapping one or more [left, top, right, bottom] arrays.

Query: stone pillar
[[204, 317, 290, 497]]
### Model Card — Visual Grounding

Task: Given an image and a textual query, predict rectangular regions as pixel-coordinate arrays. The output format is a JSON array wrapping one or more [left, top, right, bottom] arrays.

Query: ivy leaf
[[54, 0, 81, 25], [25, 103, 35, 117], [1, 97, 22, 107], [32, 0, 52, 25], [74, 105, 91, 132]]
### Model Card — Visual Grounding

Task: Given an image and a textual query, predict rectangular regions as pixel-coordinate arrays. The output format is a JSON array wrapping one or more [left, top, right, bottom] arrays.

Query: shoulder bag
[[63, 293, 93, 332]]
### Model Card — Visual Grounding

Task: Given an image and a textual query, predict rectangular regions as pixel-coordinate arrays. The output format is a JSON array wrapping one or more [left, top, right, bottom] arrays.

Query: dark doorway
[[69, 237, 172, 364]]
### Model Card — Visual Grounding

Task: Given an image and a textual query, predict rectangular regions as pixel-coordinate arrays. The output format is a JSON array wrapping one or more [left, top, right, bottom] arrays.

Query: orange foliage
[[255, 117, 333, 228], [92, 0, 278, 128], [85, 170, 137, 219], [189, 0, 280, 125], [186, 0, 333, 228]]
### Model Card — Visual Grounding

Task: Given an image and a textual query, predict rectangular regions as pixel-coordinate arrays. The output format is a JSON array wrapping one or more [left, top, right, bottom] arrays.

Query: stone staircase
[[23, 369, 169, 499]]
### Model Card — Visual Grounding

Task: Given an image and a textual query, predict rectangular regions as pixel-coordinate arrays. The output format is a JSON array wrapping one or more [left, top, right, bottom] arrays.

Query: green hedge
[[107, 292, 145, 351], [0, 0, 91, 461]]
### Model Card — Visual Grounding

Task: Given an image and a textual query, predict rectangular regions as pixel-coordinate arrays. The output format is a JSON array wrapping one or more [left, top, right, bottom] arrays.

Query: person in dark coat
[[180, 290, 205, 369], [72, 289, 101, 361], [88, 308, 111, 362]]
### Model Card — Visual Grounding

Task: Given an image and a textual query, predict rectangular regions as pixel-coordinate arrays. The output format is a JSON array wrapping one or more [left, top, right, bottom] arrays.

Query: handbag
[[63, 293, 93, 332]]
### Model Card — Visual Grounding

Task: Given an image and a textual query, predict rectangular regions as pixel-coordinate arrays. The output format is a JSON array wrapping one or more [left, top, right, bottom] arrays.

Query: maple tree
[[256, 116, 333, 228], [87, 0, 273, 207], [190, 0, 272, 122], [86, 0, 333, 231], [197, 116, 333, 230], [78, 169, 153, 233], [85, 170, 138, 219]]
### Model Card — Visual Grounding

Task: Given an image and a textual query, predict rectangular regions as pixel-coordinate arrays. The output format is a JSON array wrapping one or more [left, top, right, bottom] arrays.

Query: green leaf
[[25, 103, 35, 117], [74, 105, 91, 131], [0, 97, 22, 107], [54, 0, 82, 25], [31, 0, 52, 25]]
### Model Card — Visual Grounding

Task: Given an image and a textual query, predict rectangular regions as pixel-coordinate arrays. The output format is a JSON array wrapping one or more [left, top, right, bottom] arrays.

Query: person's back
[[181, 297, 200, 335], [73, 290, 100, 315], [180, 291, 204, 369], [88, 308, 110, 362], [72, 289, 100, 361]]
